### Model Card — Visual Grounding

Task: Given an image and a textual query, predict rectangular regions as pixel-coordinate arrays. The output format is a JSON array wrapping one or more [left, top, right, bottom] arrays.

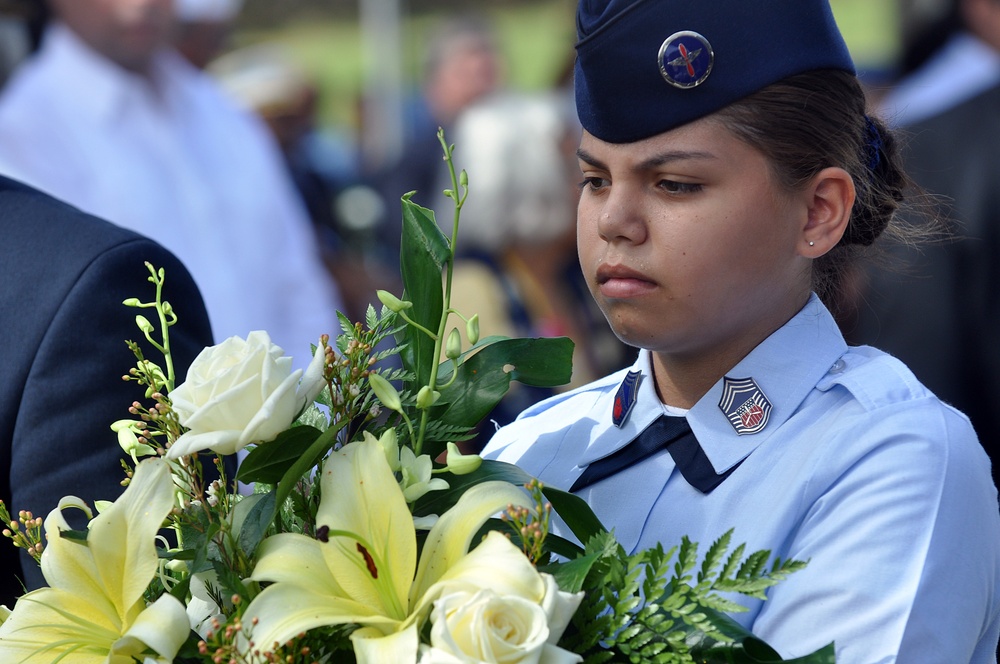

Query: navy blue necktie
[[570, 415, 741, 494]]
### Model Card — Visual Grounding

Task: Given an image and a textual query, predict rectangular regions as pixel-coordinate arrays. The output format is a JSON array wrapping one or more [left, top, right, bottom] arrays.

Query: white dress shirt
[[484, 294, 1000, 663], [0, 23, 342, 368]]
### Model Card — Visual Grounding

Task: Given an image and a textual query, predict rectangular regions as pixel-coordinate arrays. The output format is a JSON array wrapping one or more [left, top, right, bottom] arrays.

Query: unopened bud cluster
[[323, 318, 396, 430], [500, 478, 552, 564], [197, 611, 256, 664], [0, 501, 45, 562], [198, 614, 322, 664]]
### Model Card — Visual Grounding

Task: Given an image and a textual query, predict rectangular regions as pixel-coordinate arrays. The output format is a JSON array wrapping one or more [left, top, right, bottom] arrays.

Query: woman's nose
[[596, 186, 648, 245]]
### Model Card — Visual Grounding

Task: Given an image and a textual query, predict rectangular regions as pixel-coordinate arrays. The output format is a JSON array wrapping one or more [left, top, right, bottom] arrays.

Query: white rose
[[166, 331, 326, 458], [423, 584, 582, 664]]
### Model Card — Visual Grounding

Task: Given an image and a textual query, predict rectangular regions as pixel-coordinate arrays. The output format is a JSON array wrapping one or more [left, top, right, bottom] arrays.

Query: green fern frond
[[698, 529, 733, 584]]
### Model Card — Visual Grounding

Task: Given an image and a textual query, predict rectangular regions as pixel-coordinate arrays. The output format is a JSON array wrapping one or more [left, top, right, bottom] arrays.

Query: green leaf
[[542, 485, 608, 545], [543, 549, 605, 594], [237, 426, 323, 484], [211, 558, 252, 600], [398, 194, 449, 388], [274, 418, 348, 511], [541, 533, 588, 561], [167, 575, 192, 605], [177, 505, 221, 574], [234, 491, 277, 557], [434, 336, 574, 428], [699, 529, 734, 585], [157, 548, 196, 561], [56, 529, 90, 544]]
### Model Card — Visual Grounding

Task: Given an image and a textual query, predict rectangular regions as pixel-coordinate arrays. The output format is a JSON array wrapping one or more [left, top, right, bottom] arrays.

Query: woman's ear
[[799, 167, 855, 256]]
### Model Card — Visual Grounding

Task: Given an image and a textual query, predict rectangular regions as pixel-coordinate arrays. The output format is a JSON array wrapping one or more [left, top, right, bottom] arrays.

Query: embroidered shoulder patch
[[612, 370, 642, 428]]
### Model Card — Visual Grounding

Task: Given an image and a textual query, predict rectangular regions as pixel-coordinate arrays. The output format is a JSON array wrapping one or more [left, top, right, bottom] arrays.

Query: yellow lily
[[0, 459, 189, 663], [245, 435, 533, 661]]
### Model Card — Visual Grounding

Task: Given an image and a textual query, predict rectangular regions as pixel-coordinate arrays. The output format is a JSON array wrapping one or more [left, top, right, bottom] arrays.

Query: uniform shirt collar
[[38, 22, 187, 124], [580, 294, 848, 471], [689, 293, 848, 472]]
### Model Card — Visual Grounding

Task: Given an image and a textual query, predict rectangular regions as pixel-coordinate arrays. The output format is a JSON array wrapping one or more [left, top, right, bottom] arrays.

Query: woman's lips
[[596, 264, 657, 299]]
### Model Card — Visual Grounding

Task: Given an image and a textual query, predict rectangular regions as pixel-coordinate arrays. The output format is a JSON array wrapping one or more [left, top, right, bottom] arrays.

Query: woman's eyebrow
[[576, 147, 717, 172]]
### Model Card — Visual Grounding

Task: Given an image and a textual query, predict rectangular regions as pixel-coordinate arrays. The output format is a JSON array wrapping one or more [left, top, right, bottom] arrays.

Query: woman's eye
[[660, 180, 702, 194], [578, 176, 608, 191]]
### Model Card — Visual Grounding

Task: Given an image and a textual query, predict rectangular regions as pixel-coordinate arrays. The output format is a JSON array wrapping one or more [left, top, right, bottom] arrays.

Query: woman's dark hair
[[713, 69, 927, 319]]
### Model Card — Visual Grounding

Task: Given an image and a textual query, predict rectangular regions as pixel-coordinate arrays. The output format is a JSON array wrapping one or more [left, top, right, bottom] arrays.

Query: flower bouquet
[[0, 132, 835, 664]]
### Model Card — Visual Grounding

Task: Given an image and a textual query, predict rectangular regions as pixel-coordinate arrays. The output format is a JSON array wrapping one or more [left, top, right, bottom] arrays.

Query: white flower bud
[[445, 328, 462, 360], [376, 290, 412, 313], [368, 373, 402, 412], [134, 315, 154, 334], [444, 442, 482, 475], [416, 385, 440, 410], [466, 315, 480, 345]]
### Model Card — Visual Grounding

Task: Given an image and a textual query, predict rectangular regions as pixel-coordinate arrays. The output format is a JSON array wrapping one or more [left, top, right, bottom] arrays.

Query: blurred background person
[[447, 88, 633, 448], [878, 0, 1000, 127], [211, 42, 395, 320], [173, 0, 240, 70], [852, 0, 1000, 483], [366, 12, 503, 267], [0, 0, 343, 368]]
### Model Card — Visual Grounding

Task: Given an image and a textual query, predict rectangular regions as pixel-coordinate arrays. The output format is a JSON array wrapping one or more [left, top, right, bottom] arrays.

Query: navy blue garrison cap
[[575, 0, 856, 144]]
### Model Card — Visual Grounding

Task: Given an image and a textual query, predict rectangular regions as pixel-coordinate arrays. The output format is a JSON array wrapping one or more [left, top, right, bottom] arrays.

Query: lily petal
[[85, 458, 176, 612], [316, 437, 416, 621], [413, 531, 545, 623], [0, 587, 121, 662], [0, 459, 177, 663], [111, 594, 189, 661], [350, 624, 420, 664], [246, 583, 397, 653], [252, 533, 353, 599], [410, 481, 531, 608], [40, 459, 173, 618]]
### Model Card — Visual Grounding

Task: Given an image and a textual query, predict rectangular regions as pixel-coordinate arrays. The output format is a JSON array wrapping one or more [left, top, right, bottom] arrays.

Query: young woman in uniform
[[483, 1, 1000, 661]]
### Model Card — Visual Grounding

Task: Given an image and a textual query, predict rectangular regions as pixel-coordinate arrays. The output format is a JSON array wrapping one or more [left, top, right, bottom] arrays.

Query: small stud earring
[[808, 241, 815, 247]]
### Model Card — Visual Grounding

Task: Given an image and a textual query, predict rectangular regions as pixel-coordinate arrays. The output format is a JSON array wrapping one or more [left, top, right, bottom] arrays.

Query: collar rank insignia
[[718, 377, 772, 435], [612, 370, 642, 428], [657, 30, 714, 89]]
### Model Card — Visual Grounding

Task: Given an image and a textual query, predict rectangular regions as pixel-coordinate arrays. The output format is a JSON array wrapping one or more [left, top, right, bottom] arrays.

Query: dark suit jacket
[[853, 84, 1000, 482], [0, 176, 214, 606]]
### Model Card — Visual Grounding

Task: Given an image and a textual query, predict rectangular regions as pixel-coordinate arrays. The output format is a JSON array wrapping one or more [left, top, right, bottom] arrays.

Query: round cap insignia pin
[[657, 30, 714, 89]]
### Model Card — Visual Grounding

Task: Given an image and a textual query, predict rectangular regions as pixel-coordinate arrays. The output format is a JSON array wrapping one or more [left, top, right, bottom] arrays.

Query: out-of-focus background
[[104, 0, 911, 169], [0, 0, 931, 182], [225, 0, 905, 140]]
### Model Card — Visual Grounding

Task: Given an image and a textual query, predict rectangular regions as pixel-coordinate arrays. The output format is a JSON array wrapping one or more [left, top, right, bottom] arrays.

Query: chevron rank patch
[[718, 376, 772, 435]]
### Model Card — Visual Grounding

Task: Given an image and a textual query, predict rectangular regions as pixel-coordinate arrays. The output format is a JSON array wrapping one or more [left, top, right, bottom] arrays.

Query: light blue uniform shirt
[[483, 294, 1000, 663]]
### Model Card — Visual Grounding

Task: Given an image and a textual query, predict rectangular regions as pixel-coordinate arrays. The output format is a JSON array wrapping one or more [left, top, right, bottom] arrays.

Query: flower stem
[[414, 129, 466, 457]]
